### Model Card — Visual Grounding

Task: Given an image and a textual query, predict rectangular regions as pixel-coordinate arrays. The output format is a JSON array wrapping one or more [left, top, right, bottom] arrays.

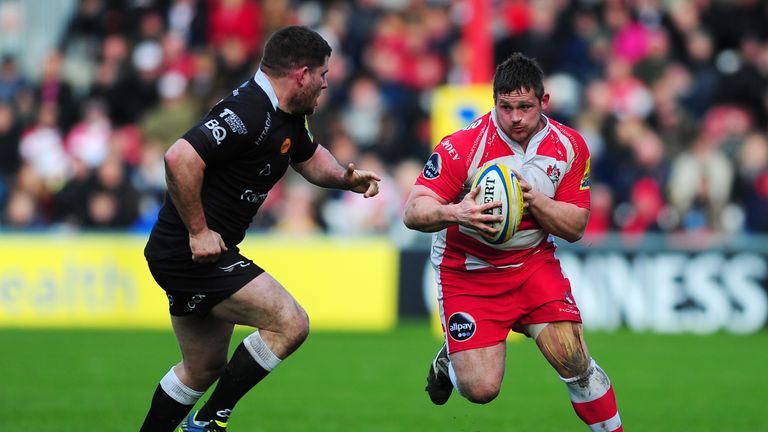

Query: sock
[[139, 367, 204, 432], [198, 331, 282, 424], [561, 359, 623, 432], [447, 362, 463, 396]]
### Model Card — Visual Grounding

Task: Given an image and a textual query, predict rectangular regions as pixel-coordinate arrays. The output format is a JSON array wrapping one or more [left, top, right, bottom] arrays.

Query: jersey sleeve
[[554, 132, 591, 209], [182, 102, 269, 165], [414, 137, 468, 203], [290, 116, 319, 164]]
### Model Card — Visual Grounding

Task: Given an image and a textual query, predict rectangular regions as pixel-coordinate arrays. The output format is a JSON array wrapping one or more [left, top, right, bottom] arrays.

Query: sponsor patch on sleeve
[[423, 153, 442, 179], [220, 108, 247, 134], [201, 118, 228, 146], [580, 157, 591, 190]]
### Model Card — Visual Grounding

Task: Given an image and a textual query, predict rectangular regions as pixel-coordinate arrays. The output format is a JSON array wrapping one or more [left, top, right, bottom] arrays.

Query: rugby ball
[[471, 163, 523, 244]]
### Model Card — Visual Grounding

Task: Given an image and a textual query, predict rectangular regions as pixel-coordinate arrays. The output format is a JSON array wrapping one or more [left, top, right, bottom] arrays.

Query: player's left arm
[[519, 132, 592, 243], [519, 179, 589, 242], [292, 145, 381, 198]]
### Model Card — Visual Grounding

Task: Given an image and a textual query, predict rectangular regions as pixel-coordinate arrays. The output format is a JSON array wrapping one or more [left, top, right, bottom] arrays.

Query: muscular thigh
[[211, 271, 303, 331]]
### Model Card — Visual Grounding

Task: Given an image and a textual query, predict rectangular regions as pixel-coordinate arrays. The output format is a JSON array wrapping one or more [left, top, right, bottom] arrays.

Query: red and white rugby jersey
[[415, 110, 591, 271]]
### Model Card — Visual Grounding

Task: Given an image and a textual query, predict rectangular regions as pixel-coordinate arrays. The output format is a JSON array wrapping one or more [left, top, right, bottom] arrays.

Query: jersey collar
[[491, 108, 551, 156], [254, 69, 279, 110]]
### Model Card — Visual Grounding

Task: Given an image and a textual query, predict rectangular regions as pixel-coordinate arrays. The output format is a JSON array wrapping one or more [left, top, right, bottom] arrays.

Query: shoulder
[[549, 119, 588, 152], [434, 112, 492, 161], [548, 118, 589, 161], [209, 84, 274, 137]]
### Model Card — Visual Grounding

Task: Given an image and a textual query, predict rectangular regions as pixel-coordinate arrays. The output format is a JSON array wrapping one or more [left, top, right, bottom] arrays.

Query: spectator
[[82, 154, 139, 228], [64, 98, 112, 168], [0, 103, 22, 206], [139, 72, 199, 151], [0, 55, 28, 104], [668, 133, 734, 232], [18, 102, 71, 189], [733, 132, 768, 232]]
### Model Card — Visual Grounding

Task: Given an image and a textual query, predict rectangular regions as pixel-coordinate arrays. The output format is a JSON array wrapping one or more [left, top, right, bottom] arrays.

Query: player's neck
[[262, 73, 295, 114]]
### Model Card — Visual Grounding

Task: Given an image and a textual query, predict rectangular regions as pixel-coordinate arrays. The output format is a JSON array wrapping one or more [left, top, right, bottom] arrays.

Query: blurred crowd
[[1, 0, 768, 241]]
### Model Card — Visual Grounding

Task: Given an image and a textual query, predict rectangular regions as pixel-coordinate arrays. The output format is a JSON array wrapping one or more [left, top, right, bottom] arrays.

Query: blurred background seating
[[0, 0, 767, 240]]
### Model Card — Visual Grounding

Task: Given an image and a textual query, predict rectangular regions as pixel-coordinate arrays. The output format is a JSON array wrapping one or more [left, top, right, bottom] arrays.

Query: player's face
[[294, 57, 329, 116], [494, 88, 549, 147]]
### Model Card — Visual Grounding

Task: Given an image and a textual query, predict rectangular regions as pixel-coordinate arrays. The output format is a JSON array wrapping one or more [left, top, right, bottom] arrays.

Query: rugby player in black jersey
[[138, 26, 380, 432]]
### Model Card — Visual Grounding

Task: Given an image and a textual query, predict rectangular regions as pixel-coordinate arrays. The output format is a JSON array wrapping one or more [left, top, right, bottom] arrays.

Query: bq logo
[[448, 312, 476, 341]]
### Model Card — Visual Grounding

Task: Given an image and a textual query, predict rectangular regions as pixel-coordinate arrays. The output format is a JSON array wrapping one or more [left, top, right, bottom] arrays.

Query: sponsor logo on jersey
[[204, 119, 227, 145], [448, 312, 476, 341], [240, 189, 267, 205], [440, 139, 461, 161], [546, 164, 561, 184], [259, 164, 271, 176], [423, 153, 441, 179], [186, 294, 206, 311], [559, 305, 580, 315], [280, 138, 292, 154], [255, 112, 272, 146], [580, 158, 591, 190], [220, 108, 247, 134]]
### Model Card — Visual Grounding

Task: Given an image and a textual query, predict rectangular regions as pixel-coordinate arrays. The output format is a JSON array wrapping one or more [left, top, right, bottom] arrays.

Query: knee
[[285, 305, 310, 349], [555, 350, 591, 378], [460, 380, 501, 405]]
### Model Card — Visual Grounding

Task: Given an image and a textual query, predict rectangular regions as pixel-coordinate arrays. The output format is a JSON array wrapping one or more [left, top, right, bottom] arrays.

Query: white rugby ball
[[471, 163, 523, 244]]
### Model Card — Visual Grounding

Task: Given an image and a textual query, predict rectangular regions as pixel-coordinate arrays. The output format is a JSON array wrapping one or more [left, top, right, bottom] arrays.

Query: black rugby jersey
[[144, 73, 318, 260]]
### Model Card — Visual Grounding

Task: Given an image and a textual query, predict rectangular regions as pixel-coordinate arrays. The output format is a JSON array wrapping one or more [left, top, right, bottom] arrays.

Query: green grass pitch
[[1, 322, 766, 431]]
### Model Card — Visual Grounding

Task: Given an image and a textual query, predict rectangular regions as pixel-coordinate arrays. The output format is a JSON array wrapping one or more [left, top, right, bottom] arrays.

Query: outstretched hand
[[343, 163, 381, 198]]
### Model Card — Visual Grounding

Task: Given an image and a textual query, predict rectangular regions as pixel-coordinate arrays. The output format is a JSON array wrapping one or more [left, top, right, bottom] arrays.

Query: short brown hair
[[260, 26, 332, 77]]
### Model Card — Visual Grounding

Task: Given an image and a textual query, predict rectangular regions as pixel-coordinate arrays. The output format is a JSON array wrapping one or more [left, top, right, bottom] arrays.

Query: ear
[[541, 92, 550, 110], [295, 66, 310, 87]]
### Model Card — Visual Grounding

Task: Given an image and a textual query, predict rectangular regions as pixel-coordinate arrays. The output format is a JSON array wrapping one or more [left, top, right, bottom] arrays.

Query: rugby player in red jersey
[[404, 53, 622, 431]]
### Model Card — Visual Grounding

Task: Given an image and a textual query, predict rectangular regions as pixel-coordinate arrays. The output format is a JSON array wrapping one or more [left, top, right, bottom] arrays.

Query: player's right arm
[[403, 185, 502, 237], [164, 138, 227, 263]]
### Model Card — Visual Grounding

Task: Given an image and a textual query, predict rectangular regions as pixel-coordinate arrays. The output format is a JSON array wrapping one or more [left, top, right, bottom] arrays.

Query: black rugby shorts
[[147, 249, 265, 316]]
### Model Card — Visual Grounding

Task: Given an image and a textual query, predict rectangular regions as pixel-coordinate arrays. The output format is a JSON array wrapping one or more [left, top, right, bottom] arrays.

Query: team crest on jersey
[[580, 158, 591, 190], [423, 153, 442, 179], [546, 164, 561, 184], [280, 138, 292, 154], [448, 312, 476, 341]]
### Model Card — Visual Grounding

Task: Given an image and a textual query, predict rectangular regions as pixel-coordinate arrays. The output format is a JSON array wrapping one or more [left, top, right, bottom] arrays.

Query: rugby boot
[[178, 411, 228, 432], [425, 343, 453, 405]]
